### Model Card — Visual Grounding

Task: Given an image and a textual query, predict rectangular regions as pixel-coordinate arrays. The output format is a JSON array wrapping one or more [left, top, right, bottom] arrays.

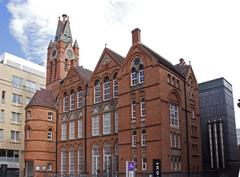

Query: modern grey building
[[199, 77, 238, 171]]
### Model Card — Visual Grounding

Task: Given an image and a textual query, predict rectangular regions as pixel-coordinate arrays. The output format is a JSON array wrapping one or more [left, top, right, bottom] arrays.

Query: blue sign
[[128, 161, 135, 171]]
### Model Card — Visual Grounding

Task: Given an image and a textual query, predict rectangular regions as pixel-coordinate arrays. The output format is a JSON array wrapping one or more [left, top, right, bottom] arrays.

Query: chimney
[[62, 14, 68, 22], [179, 58, 185, 66], [131, 28, 141, 45]]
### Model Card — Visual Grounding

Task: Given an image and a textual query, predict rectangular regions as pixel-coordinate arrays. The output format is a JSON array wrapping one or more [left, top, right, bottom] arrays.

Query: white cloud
[[6, 0, 240, 127]]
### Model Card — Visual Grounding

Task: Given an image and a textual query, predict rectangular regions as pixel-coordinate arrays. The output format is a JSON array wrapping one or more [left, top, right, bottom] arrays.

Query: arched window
[[170, 102, 179, 127], [139, 64, 144, 83], [113, 73, 118, 98], [78, 145, 84, 174], [131, 100, 136, 119], [61, 147, 67, 175], [141, 129, 146, 147], [103, 76, 110, 101], [131, 57, 144, 86], [77, 86, 83, 108], [69, 146, 75, 175], [103, 143, 111, 177], [94, 80, 101, 103], [70, 89, 75, 110], [48, 128, 52, 140], [63, 92, 68, 112], [92, 144, 100, 176], [131, 67, 138, 86], [64, 59, 69, 71]]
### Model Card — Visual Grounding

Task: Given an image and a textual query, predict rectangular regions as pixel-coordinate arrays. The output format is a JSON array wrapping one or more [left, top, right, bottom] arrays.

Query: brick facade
[[24, 15, 202, 177]]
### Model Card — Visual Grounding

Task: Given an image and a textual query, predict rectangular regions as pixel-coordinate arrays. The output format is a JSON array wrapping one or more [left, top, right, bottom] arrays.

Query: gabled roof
[[27, 89, 56, 109], [140, 44, 185, 78], [106, 47, 124, 64], [75, 66, 93, 83]]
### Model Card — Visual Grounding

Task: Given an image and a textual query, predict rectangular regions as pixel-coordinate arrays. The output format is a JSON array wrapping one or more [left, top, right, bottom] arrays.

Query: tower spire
[[55, 14, 72, 43]]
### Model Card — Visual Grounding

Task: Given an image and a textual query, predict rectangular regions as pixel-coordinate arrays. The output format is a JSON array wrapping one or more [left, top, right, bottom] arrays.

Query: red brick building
[[24, 14, 202, 177]]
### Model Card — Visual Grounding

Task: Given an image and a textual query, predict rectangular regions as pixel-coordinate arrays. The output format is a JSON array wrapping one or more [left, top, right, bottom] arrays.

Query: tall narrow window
[[103, 112, 111, 135], [61, 147, 67, 175], [132, 130, 137, 148], [131, 100, 136, 119], [69, 146, 75, 175], [62, 123, 67, 140], [0, 129, 4, 141], [77, 91, 83, 108], [170, 103, 179, 127], [141, 129, 146, 147], [113, 73, 118, 98], [70, 91, 75, 110], [140, 98, 146, 117], [69, 121, 75, 139], [63, 93, 68, 112], [103, 144, 111, 177], [92, 144, 100, 176], [131, 67, 138, 86], [94, 80, 101, 103], [78, 145, 84, 174], [78, 119, 83, 138], [48, 128, 53, 140], [48, 112, 53, 121], [0, 110, 5, 122], [114, 111, 118, 133], [103, 77, 110, 101], [139, 64, 144, 84], [142, 157, 147, 171], [1, 91, 6, 104], [92, 116, 99, 136], [26, 126, 31, 140], [64, 59, 69, 71]]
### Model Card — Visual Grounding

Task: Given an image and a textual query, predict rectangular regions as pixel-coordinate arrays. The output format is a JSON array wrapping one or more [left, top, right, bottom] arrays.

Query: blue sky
[[0, 0, 240, 127], [0, 1, 25, 58]]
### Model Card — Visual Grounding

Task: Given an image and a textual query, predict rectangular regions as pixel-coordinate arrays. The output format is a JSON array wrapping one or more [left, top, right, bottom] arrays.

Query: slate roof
[[75, 66, 93, 83], [106, 47, 124, 64], [174, 64, 190, 77], [27, 89, 56, 109], [140, 44, 186, 78]]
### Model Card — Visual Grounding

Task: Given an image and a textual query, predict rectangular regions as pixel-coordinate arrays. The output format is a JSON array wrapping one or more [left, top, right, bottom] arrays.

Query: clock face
[[67, 49, 73, 59]]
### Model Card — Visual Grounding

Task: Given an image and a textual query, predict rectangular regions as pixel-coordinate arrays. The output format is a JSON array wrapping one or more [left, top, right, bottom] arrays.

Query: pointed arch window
[[63, 92, 68, 112], [103, 76, 111, 101], [113, 73, 118, 98], [170, 102, 179, 127], [139, 64, 144, 84], [131, 67, 138, 86], [70, 90, 75, 110], [94, 80, 101, 103]]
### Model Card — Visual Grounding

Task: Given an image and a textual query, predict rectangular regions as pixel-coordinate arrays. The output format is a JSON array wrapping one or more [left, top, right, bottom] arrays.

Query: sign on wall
[[153, 159, 161, 177]]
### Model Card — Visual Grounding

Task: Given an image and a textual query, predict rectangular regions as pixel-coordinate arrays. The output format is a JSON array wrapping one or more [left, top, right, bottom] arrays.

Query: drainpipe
[[55, 108, 58, 175], [184, 80, 190, 176], [84, 83, 88, 174]]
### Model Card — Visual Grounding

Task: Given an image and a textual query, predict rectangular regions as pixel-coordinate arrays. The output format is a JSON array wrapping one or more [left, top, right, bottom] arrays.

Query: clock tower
[[46, 14, 79, 91]]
